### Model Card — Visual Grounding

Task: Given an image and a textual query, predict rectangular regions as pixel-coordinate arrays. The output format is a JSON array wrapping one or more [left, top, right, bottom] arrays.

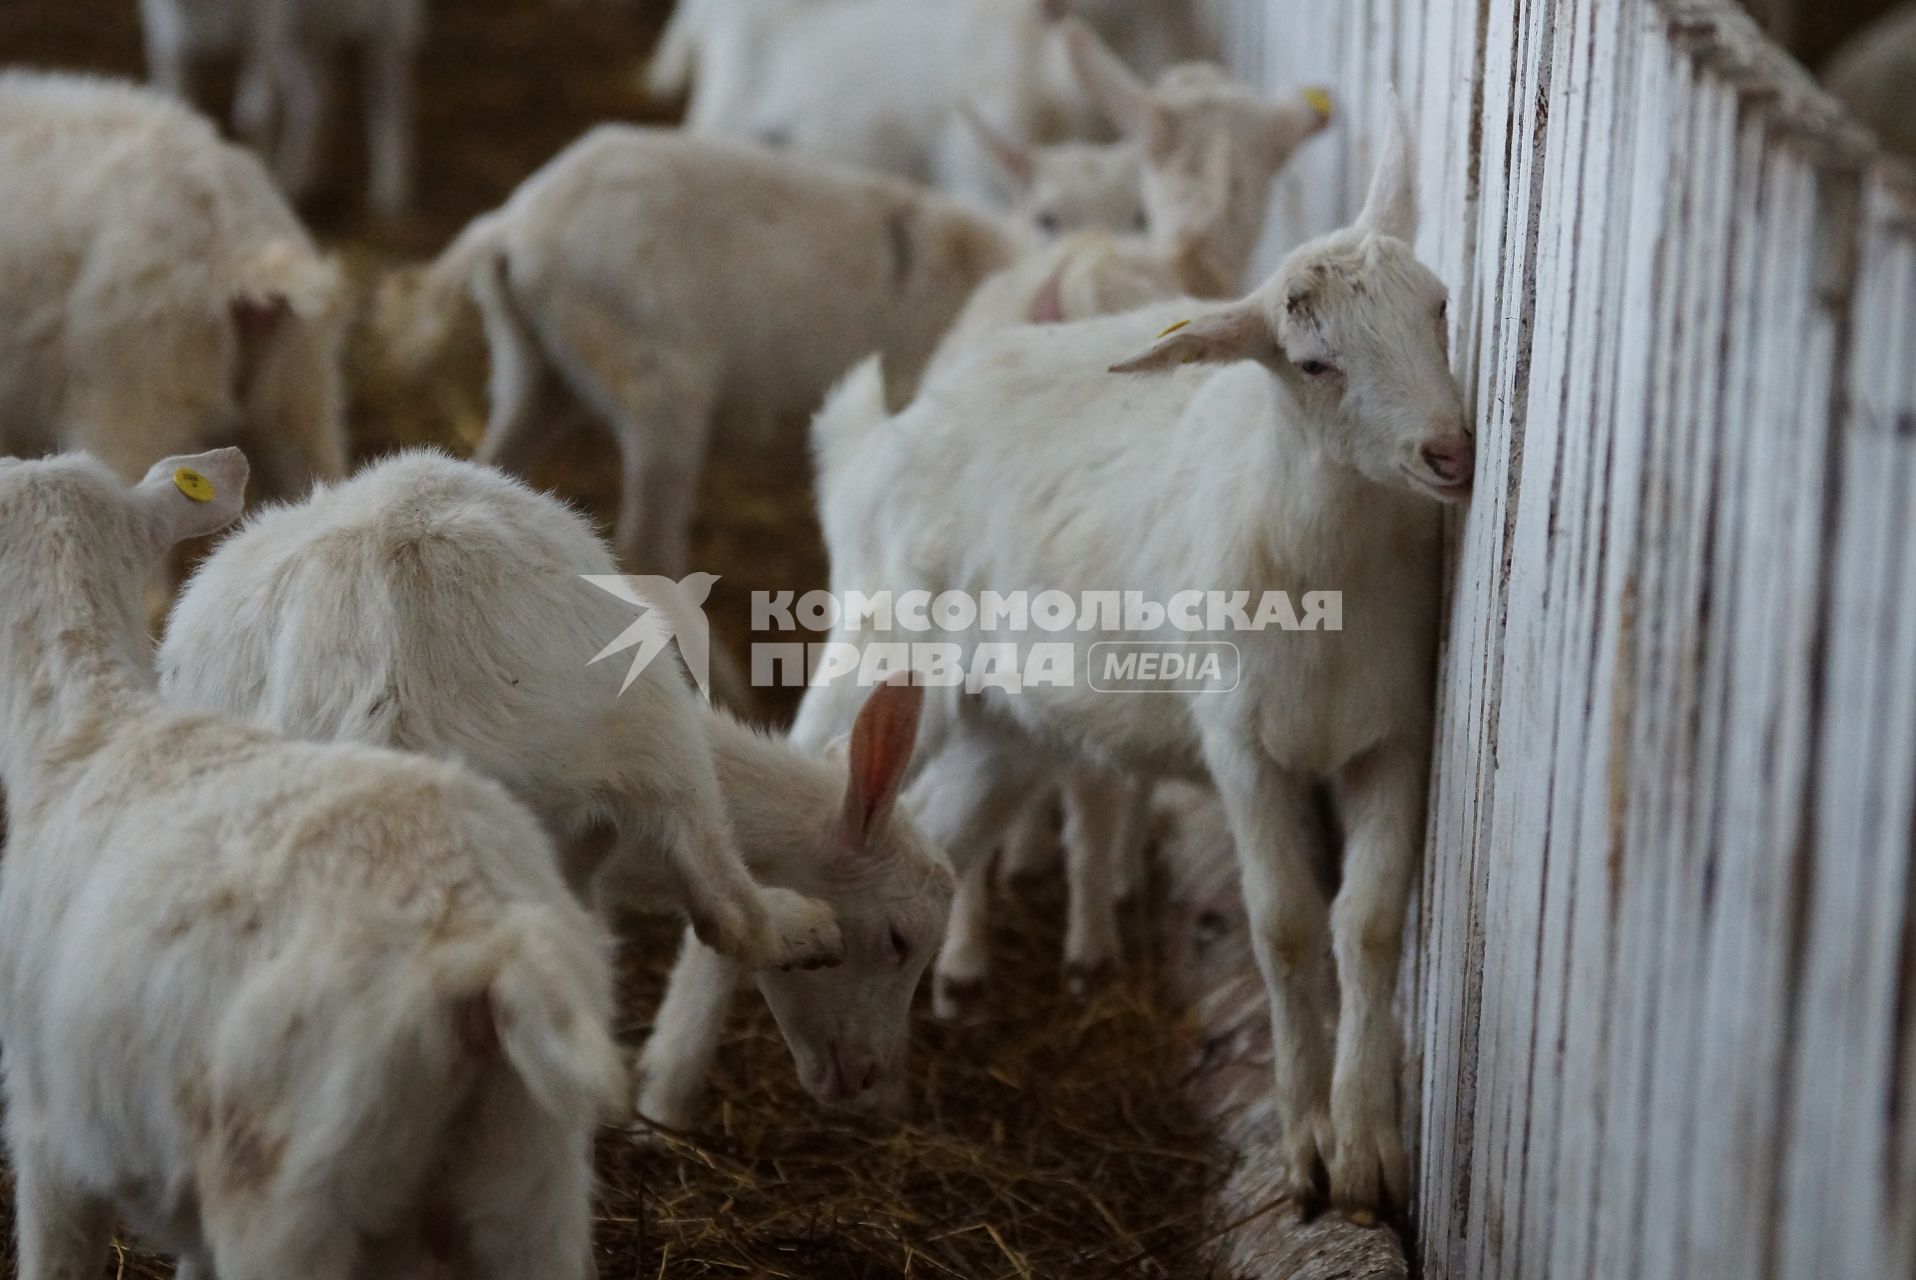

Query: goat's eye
[[1296, 359, 1336, 379], [1132, 209, 1149, 232], [1036, 211, 1061, 234], [888, 925, 911, 962]]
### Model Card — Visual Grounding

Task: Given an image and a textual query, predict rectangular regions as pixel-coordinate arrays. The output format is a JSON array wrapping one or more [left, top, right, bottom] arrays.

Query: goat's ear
[[1109, 305, 1270, 374], [1028, 262, 1068, 323], [958, 102, 1035, 189], [133, 447, 249, 548], [1063, 18, 1155, 137], [1357, 90, 1417, 242], [840, 673, 924, 842], [1271, 87, 1334, 159]]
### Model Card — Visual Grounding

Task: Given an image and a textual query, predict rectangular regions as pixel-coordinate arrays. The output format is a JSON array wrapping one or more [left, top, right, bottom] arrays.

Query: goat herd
[[0, 0, 1477, 1273]]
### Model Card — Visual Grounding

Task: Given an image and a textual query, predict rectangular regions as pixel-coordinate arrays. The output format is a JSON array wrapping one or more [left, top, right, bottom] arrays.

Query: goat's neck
[[1233, 384, 1427, 587], [0, 547, 152, 791], [702, 709, 844, 891]]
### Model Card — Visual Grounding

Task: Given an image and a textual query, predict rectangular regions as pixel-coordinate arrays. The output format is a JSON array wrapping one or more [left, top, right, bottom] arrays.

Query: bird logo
[[580, 572, 721, 700]]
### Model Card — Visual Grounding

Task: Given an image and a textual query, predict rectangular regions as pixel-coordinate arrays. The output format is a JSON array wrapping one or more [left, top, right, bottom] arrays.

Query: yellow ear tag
[[174, 468, 215, 504], [1158, 318, 1192, 338], [1304, 87, 1333, 120]]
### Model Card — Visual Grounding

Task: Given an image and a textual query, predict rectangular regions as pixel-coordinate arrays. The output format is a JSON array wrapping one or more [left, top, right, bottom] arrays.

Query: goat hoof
[[1063, 957, 1115, 997], [932, 973, 988, 1023]]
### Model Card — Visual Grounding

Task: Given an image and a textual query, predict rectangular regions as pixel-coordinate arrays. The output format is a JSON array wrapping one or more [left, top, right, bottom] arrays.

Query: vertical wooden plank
[[1630, 68, 1739, 1280], [1778, 193, 1916, 1280], [1560, 13, 1673, 1277]]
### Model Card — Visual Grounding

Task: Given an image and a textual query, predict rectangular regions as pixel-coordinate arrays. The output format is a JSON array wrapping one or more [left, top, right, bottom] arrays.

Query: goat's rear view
[[0, 448, 622, 1280]]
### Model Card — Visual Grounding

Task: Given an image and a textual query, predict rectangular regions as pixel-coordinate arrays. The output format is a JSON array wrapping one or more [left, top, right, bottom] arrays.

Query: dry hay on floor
[[597, 876, 1227, 1279]]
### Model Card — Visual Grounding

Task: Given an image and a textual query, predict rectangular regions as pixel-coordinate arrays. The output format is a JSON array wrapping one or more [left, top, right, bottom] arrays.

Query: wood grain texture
[[1212, 1, 1916, 1274]]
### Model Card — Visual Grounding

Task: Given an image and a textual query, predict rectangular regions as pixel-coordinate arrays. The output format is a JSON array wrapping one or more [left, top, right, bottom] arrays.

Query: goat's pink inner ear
[[1029, 267, 1067, 324], [842, 676, 924, 840]]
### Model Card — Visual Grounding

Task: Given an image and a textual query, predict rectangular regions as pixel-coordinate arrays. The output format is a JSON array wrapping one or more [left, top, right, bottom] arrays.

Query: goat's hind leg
[[453, 1078, 600, 1280], [1201, 725, 1335, 1205], [912, 725, 1053, 1020], [10, 1125, 110, 1280], [534, 290, 717, 579], [471, 260, 570, 478]]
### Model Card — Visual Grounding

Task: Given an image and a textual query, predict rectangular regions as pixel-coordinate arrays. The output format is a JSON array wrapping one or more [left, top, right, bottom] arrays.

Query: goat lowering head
[[751, 676, 956, 1110]]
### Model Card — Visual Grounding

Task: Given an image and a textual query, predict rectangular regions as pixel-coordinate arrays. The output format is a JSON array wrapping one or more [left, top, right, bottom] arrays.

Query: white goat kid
[[636, 670, 948, 1129], [1064, 21, 1331, 297], [959, 104, 1145, 239], [0, 73, 344, 502], [160, 452, 846, 976], [384, 126, 1019, 578], [793, 106, 1471, 1213], [159, 452, 954, 1120], [0, 448, 623, 1279], [140, 0, 423, 214]]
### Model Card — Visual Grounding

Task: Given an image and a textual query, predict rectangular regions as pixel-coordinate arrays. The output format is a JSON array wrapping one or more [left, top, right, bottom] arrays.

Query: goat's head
[[960, 104, 1146, 241], [753, 676, 955, 1112], [1110, 99, 1474, 503], [1064, 20, 1330, 295]]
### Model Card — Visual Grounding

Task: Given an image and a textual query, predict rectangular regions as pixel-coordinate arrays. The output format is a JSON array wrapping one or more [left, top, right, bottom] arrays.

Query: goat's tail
[[370, 209, 510, 376], [811, 355, 891, 483], [443, 906, 629, 1125], [228, 239, 343, 322]]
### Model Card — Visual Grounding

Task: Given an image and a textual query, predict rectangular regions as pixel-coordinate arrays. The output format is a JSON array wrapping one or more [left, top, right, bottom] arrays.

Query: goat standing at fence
[[787, 104, 1470, 1213]]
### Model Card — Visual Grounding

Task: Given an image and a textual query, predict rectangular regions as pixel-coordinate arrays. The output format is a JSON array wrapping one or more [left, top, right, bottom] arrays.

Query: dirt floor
[[0, 2, 1228, 1275]]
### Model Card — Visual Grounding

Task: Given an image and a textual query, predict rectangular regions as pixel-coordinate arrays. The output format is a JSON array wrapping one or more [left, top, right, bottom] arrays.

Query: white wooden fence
[[1214, 1, 1916, 1275]]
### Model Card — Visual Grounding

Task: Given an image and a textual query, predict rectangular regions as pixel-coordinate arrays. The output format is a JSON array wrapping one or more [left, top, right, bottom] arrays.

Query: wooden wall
[[1213, 1, 1916, 1274]]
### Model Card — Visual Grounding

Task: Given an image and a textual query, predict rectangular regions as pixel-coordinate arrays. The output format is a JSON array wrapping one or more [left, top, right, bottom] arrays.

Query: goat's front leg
[[634, 927, 743, 1133], [1202, 727, 1334, 1204], [674, 818, 843, 973], [599, 807, 841, 974], [1326, 741, 1425, 1216]]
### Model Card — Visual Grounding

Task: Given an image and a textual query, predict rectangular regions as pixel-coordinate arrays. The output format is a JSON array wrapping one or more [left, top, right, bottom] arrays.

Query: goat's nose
[[837, 1046, 879, 1096], [1421, 435, 1474, 485], [821, 1044, 879, 1103]]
